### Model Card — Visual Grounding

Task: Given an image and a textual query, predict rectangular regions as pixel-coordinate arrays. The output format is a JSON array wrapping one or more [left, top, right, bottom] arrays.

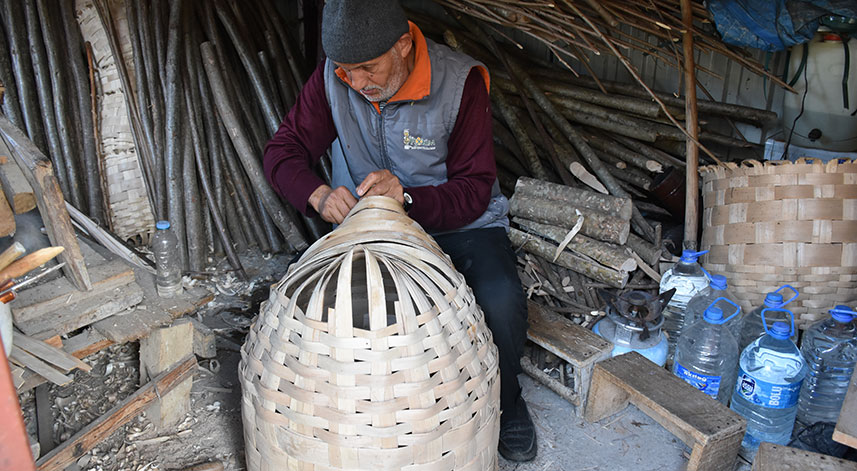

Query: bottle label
[[675, 363, 721, 397], [735, 366, 802, 409]]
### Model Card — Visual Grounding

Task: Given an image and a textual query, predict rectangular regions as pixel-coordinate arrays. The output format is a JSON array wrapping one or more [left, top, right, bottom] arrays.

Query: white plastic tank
[[782, 30, 857, 152]]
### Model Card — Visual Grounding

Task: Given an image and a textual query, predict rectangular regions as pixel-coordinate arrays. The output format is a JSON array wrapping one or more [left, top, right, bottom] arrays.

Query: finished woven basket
[[700, 158, 857, 328], [239, 196, 501, 471]]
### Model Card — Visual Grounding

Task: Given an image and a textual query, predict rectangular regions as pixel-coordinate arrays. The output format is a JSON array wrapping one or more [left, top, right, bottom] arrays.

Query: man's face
[[335, 39, 410, 102]]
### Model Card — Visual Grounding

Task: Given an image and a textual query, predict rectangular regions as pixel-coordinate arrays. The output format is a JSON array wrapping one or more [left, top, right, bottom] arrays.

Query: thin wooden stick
[[565, 3, 724, 167], [681, 0, 700, 249]]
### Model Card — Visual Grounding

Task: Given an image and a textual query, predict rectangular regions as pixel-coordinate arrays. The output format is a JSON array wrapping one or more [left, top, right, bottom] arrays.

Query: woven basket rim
[[700, 157, 857, 176]]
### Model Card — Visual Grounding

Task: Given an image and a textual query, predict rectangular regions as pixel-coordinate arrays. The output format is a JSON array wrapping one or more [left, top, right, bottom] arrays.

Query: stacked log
[[400, 9, 778, 322], [509, 177, 666, 317]]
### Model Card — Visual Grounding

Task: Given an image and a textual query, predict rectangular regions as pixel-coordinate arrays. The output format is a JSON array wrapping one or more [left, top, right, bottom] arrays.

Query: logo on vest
[[403, 129, 436, 151]]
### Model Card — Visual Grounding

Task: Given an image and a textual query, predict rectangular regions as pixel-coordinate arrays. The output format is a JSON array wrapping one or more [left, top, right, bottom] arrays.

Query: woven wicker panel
[[239, 197, 501, 471], [77, 0, 154, 243], [701, 158, 857, 328]]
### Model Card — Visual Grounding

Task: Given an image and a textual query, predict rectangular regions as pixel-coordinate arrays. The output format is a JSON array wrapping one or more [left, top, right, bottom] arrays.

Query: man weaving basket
[[263, 0, 537, 462]]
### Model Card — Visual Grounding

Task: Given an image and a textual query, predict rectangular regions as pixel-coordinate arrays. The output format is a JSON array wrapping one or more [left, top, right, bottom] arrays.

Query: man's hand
[[309, 184, 357, 224], [356, 170, 404, 203]]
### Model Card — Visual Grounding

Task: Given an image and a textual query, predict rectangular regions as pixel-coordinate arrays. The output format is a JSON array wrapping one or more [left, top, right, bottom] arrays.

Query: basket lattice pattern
[[701, 158, 857, 327], [77, 0, 154, 242], [239, 197, 500, 470]]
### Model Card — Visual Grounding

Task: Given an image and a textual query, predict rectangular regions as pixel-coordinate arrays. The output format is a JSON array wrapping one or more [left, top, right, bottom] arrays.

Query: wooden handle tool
[[0, 246, 64, 286], [0, 242, 25, 272]]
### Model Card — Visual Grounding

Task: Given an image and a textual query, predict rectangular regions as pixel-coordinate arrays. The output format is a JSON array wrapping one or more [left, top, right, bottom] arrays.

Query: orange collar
[[335, 21, 432, 112]]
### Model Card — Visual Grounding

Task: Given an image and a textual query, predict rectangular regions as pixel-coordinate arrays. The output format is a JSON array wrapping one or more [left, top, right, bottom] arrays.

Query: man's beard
[[361, 53, 408, 103]]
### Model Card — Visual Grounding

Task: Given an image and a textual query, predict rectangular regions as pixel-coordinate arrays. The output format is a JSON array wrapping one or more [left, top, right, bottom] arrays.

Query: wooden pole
[[681, 0, 699, 251]]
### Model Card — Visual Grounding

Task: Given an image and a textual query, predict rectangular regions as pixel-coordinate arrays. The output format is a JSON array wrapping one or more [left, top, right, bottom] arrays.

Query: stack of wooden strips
[[8, 333, 92, 390], [240, 197, 500, 471]]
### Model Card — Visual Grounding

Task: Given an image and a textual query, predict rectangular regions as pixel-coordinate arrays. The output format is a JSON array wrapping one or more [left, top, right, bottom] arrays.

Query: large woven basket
[[700, 158, 857, 328], [239, 196, 501, 471]]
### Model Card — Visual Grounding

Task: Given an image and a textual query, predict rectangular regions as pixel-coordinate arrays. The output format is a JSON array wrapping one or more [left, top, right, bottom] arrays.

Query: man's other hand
[[309, 185, 357, 224], [356, 170, 404, 203]]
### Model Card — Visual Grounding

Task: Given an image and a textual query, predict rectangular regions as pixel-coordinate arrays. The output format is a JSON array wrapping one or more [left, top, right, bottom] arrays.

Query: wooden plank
[[9, 346, 72, 386], [12, 259, 135, 324], [13, 333, 91, 373], [62, 329, 113, 359], [140, 322, 194, 428], [0, 181, 14, 236], [15, 281, 144, 339], [15, 330, 114, 394], [176, 317, 217, 359], [35, 355, 197, 471], [93, 269, 213, 343], [527, 301, 612, 367], [833, 367, 857, 449], [0, 114, 90, 290], [752, 443, 857, 471], [584, 352, 746, 471], [0, 152, 36, 214]]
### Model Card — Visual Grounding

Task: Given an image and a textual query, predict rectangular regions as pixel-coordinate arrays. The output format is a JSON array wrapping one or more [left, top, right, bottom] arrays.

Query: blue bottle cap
[[831, 305, 857, 323], [709, 274, 727, 290], [156, 220, 171, 230], [680, 249, 709, 263], [704, 306, 724, 323], [764, 292, 784, 307], [769, 321, 790, 339]]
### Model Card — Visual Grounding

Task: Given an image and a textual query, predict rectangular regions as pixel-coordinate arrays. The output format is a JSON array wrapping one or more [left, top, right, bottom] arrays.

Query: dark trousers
[[434, 227, 528, 420]]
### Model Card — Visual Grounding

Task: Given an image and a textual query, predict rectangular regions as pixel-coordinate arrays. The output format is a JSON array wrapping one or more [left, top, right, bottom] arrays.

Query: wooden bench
[[584, 351, 746, 471], [522, 301, 613, 415], [752, 443, 857, 470]]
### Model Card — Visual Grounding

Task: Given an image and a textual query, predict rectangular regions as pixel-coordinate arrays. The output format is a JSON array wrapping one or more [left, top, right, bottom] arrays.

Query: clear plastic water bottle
[[152, 220, 182, 298], [673, 298, 741, 405], [682, 273, 744, 341], [730, 311, 807, 451], [797, 305, 857, 425], [738, 285, 799, 351], [659, 249, 710, 360]]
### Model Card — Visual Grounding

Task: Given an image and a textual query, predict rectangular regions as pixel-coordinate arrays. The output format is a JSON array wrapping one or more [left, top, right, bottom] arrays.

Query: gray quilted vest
[[323, 38, 509, 234]]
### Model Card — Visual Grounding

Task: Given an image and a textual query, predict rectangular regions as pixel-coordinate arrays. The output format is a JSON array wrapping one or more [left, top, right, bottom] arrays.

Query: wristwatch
[[402, 192, 413, 212]]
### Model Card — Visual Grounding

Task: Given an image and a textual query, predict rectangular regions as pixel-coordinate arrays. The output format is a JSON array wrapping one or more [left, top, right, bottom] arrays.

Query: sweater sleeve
[[405, 68, 497, 232], [263, 62, 336, 216]]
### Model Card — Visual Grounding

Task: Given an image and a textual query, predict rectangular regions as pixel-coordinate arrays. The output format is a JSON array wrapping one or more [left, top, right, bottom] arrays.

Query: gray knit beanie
[[321, 0, 410, 64]]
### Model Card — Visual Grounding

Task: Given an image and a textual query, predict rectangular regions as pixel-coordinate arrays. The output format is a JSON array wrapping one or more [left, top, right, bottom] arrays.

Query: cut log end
[[646, 160, 664, 173]]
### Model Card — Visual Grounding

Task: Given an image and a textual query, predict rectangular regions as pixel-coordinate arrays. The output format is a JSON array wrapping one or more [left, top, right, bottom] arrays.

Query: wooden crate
[[522, 301, 612, 415]]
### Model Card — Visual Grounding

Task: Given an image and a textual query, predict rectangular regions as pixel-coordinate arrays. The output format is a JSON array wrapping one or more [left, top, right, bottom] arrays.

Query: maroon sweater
[[263, 62, 497, 232]]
